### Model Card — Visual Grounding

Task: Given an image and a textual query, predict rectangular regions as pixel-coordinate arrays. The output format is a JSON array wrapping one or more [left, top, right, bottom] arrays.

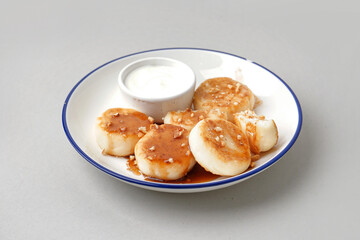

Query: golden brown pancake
[[193, 77, 255, 122], [189, 118, 251, 176], [95, 108, 153, 156], [134, 124, 196, 180], [163, 108, 227, 131]]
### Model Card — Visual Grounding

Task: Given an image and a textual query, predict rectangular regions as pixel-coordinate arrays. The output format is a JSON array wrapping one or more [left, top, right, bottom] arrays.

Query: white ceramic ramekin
[[118, 57, 196, 122]]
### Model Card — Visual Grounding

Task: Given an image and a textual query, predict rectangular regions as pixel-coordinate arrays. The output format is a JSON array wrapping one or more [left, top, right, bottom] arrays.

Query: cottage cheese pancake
[[193, 77, 255, 122], [95, 108, 153, 157], [233, 110, 278, 154], [135, 124, 196, 180], [189, 119, 251, 176]]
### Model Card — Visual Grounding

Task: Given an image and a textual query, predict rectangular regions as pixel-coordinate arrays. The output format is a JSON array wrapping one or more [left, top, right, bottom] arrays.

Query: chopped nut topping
[[220, 141, 225, 147], [148, 116, 154, 123], [138, 126, 147, 133], [129, 155, 135, 161], [165, 158, 173, 163], [209, 88, 216, 93], [177, 117, 182, 123], [149, 146, 155, 151], [215, 136, 220, 142], [199, 115, 204, 120], [113, 112, 120, 117], [137, 132, 145, 138], [237, 134, 242, 140], [220, 92, 226, 95], [106, 122, 112, 127], [190, 113, 194, 117], [120, 127, 127, 132], [148, 156, 153, 160], [181, 143, 186, 147], [220, 135, 224, 138], [173, 129, 184, 139], [185, 150, 191, 156], [227, 84, 233, 89], [150, 124, 157, 130], [234, 102, 239, 106], [214, 126, 222, 132], [235, 83, 241, 93]]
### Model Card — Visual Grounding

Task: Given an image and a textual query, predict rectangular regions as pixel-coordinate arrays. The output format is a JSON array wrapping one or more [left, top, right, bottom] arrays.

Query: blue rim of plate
[[62, 47, 303, 189]]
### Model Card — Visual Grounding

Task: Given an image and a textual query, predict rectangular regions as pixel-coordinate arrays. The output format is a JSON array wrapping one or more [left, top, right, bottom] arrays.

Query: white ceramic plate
[[62, 48, 302, 193]]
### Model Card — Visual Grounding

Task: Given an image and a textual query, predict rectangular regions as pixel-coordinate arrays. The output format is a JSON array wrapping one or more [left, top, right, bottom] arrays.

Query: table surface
[[1, 0, 359, 239]]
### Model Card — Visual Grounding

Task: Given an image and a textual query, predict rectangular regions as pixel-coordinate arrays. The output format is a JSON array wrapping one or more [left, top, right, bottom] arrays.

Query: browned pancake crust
[[193, 77, 254, 121], [199, 119, 251, 165], [97, 108, 153, 137], [166, 108, 226, 130]]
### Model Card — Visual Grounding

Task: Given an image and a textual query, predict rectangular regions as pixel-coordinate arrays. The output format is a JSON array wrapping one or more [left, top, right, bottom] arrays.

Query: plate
[[62, 48, 302, 193]]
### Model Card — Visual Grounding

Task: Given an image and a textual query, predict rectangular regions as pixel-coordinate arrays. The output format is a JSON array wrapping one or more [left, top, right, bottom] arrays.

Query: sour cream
[[118, 57, 195, 122], [124, 65, 192, 98]]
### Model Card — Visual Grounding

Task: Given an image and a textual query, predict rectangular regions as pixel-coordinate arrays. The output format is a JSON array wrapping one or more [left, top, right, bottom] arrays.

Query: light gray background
[[1, 0, 359, 239]]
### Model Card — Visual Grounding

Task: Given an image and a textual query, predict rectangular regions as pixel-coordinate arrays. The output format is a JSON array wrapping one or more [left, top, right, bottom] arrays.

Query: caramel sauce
[[126, 157, 258, 184], [99, 108, 152, 135], [126, 157, 141, 176], [127, 156, 220, 184], [246, 122, 260, 154], [147, 164, 219, 184], [140, 124, 192, 163], [137, 124, 194, 179]]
